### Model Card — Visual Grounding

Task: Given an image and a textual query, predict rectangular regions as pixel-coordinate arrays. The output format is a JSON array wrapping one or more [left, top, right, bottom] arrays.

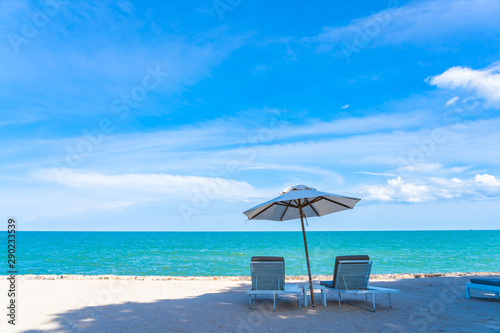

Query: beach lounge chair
[[320, 255, 400, 312], [246, 256, 302, 311], [465, 278, 500, 299]]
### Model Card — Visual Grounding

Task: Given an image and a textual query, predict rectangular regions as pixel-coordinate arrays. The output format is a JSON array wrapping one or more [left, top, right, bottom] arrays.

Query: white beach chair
[[465, 278, 500, 299], [320, 255, 400, 312], [246, 256, 302, 311]]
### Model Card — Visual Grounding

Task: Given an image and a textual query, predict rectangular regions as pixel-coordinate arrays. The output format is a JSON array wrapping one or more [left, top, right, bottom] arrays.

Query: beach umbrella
[[243, 185, 361, 307]]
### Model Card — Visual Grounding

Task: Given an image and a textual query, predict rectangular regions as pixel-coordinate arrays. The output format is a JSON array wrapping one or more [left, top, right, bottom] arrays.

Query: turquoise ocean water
[[5, 231, 500, 276]]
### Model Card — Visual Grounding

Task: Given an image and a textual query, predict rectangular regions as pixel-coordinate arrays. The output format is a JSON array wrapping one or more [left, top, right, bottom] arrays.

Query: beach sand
[[1, 273, 499, 332]]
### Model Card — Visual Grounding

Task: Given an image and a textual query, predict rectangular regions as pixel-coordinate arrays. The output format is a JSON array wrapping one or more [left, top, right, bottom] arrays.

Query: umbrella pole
[[299, 207, 315, 307]]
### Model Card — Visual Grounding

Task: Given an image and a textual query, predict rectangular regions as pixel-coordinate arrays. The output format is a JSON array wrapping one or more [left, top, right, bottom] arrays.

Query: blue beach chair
[[466, 278, 500, 299], [246, 256, 302, 311], [320, 255, 400, 312]]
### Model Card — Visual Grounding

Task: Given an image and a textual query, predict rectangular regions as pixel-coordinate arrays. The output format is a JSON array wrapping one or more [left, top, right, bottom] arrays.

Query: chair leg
[[338, 292, 342, 308], [388, 293, 392, 308], [372, 293, 376, 312], [248, 295, 252, 309], [273, 294, 277, 312], [303, 287, 308, 307], [466, 287, 471, 299], [321, 289, 326, 306]]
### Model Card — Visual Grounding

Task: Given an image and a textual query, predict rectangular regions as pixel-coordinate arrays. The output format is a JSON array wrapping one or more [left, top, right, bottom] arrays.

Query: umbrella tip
[[279, 185, 316, 195]]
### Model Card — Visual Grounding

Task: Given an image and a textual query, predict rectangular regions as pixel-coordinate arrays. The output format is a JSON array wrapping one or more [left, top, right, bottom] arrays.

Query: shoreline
[[4, 271, 499, 281]]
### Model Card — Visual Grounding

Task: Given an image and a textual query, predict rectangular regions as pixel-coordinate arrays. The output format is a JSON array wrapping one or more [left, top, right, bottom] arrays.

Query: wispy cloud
[[251, 64, 272, 74], [8, 109, 500, 180], [34, 168, 261, 200], [307, 0, 500, 54], [242, 163, 343, 184], [397, 163, 470, 175], [24, 168, 271, 219], [0, 2, 248, 122], [274, 111, 432, 141], [445, 96, 459, 106], [356, 171, 397, 177]]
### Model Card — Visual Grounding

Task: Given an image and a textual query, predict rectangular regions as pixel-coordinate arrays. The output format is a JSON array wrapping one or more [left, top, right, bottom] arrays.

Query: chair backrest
[[250, 256, 285, 291], [334, 260, 372, 290], [332, 255, 369, 285]]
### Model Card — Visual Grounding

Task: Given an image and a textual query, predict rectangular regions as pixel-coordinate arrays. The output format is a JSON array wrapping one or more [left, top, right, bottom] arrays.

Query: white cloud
[[363, 176, 431, 202], [29, 169, 276, 219], [34, 168, 264, 200], [428, 63, 500, 108], [341, 104, 350, 109], [362, 174, 500, 202], [445, 96, 459, 106], [475, 173, 500, 186]]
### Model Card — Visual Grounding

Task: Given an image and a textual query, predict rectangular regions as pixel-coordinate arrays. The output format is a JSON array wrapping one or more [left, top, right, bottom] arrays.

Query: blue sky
[[1, 0, 500, 231]]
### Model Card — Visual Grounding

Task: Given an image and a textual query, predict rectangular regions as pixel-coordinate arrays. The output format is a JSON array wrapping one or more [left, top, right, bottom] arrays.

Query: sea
[[6, 231, 500, 276]]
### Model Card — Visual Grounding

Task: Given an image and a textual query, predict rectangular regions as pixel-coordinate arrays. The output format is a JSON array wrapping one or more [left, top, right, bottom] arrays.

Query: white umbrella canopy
[[243, 185, 360, 221], [243, 185, 361, 307]]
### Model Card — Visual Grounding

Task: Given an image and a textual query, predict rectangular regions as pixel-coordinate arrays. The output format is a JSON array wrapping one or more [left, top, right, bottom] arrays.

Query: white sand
[[1, 274, 499, 332]]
